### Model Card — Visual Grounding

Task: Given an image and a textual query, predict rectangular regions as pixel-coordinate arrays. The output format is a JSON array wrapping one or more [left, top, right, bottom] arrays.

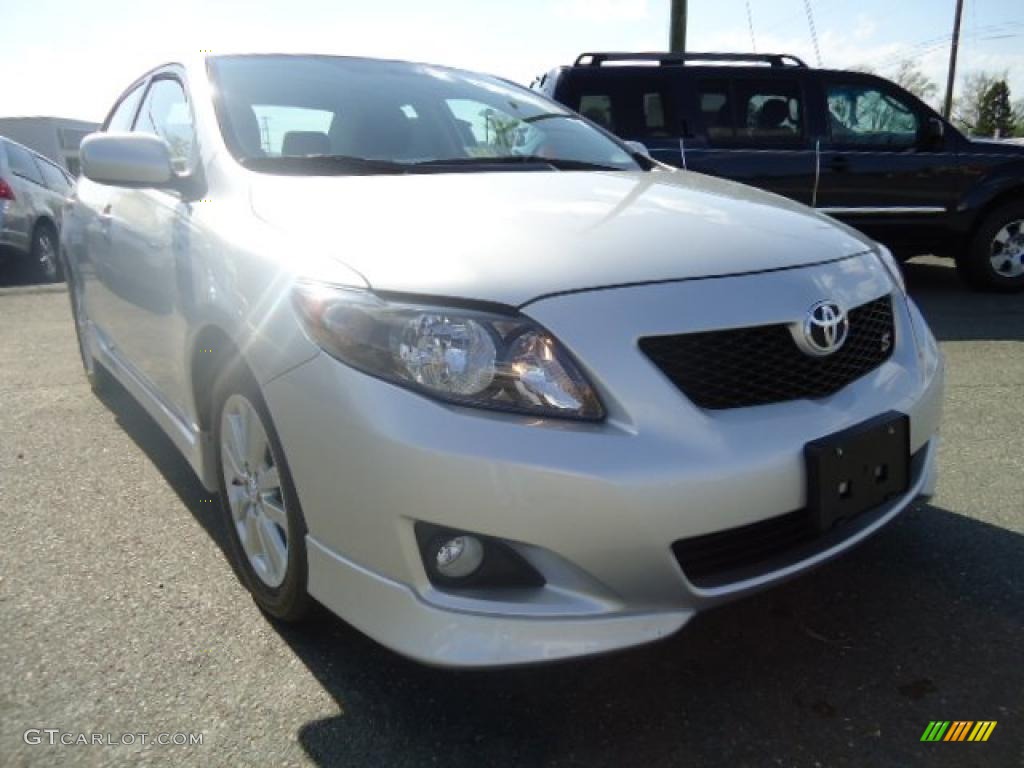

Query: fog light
[[434, 535, 484, 579]]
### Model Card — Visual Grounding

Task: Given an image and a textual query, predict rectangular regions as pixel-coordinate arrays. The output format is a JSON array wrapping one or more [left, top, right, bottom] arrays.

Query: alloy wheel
[[989, 219, 1024, 279], [219, 394, 290, 588], [37, 230, 58, 281]]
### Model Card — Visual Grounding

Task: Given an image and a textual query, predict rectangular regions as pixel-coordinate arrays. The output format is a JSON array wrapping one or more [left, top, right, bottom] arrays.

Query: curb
[[0, 283, 67, 297]]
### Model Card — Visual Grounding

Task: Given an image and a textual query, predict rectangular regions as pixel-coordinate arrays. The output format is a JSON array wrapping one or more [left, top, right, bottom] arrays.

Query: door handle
[[829, 156, 849, 172]]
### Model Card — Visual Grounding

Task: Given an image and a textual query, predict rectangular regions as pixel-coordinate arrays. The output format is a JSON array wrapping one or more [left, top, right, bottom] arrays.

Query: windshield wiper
[[240, 154, 405, 175], [407, 155, 621, 172]]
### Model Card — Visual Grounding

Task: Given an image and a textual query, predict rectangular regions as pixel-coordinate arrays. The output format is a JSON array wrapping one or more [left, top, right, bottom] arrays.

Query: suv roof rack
[[573, 52, 808, 68]]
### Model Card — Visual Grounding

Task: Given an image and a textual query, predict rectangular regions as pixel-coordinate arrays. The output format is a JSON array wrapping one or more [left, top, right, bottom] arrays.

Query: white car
[[64, 54, 943, 667]]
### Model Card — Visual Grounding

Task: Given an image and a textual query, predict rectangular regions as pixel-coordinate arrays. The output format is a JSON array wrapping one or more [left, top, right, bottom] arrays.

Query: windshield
[[208, 55, 641, 174]]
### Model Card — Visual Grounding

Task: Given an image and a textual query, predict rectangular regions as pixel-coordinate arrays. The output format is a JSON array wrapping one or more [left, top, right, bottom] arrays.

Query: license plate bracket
[[804, 412, 910, 533]]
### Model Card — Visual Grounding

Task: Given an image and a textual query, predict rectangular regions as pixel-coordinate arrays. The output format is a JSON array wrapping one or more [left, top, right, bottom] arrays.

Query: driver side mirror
[[919, 117, 945, 150], [80, 132, 176, 188], [624, 140, 652, 158]]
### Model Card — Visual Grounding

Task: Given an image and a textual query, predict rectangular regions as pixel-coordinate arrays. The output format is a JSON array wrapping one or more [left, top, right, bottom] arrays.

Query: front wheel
[[214, 365, 312, 622], [957, 202, 1024, 292]]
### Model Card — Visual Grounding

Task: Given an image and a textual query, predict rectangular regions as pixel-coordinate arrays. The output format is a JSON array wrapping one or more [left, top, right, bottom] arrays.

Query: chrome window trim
[[817, 206, 946, 215]]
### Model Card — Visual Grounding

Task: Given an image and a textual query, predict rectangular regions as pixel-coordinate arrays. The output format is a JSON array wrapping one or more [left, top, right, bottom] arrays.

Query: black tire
[[30, 222, 63, 283], [66, 267, 110, 394], [957, 201, 1024, 292], [213, 361, 312, 622]]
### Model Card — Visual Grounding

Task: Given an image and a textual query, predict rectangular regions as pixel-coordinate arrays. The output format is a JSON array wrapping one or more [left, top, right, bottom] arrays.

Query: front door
[[814, 75, 959, 253], [102, 74, 199, 414]]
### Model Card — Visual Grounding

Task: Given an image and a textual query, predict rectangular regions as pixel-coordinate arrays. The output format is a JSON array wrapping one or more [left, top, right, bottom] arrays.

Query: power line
[[802, 0, 823, 66], [745, 0, 757, 52]]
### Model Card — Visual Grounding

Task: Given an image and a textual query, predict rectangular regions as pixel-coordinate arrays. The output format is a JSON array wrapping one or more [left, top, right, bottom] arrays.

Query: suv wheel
[[31, 223, 63, 283], [958, 201, 1024, 292], [214, 364, 312, 622]]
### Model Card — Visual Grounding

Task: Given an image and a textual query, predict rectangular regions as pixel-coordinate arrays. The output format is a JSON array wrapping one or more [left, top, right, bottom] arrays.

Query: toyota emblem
[[793, 301, 849, 357]]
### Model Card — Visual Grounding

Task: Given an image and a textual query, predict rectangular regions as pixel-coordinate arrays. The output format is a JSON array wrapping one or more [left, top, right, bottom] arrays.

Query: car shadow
[[282, 503, 1023, 767], [92, 374, 1023, 767], [92, 375, 232, 559], [903, 256, 1024, 342], [0, 252, 48, 288]]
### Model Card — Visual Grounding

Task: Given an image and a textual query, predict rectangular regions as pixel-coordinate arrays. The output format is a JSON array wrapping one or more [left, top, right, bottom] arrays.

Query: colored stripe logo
[[921, 721, 997, 742]]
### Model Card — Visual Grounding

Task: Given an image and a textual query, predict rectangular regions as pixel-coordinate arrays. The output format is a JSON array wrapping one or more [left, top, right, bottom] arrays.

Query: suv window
[[5, 142, 45, 185], [38, 159, 72, 194], [106, 83, 146, 132], [134, 78, 195, 172], [570, 77, 674, 138], [697, 78, 804, 145], [826, 83, 919, 148]]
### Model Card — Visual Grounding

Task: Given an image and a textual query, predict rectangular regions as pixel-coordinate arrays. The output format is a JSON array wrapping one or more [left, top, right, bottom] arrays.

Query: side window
[[826, 83, 919, 148], [134, 78, 196, 172], [697, 80, 733, 141], [106, 83, 146, 132], [38, 159, 72, 194], [579, 94, 613, 130], [5, 143, 45, 185], [573, 80, 674, 139], [698, 78, 804, 145]]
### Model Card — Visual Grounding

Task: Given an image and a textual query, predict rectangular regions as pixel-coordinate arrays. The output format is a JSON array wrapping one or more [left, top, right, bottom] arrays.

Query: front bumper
[[263, 253, 943, 667]]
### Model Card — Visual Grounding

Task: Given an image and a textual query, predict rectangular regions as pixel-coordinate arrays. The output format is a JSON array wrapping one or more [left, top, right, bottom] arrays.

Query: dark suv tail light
[[0, 178, 15, 201]]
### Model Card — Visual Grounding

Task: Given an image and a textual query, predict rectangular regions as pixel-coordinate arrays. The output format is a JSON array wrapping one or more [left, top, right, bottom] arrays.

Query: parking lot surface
[[1, 257, 1021, 767]]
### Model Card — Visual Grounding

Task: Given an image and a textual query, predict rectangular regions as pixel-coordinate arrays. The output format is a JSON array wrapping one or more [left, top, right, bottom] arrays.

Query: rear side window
[[106, 83, 146, 132], [39, 160, 72, 194], [697, 78, 804, 146], [5, 143, 45, 185], [569, 76, 675, 139]]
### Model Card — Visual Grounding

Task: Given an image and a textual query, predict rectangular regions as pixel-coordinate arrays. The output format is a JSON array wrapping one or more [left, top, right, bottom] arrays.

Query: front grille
[[673, 446, 927, 589], [639, 295, 895, 410]]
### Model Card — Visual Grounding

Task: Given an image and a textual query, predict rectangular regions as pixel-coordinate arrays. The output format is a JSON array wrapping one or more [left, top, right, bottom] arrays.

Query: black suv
[[532, 52, 1024, 292]]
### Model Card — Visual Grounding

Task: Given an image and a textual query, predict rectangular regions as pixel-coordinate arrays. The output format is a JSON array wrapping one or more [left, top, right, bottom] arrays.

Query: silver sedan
[[63, 54, 943, 667]]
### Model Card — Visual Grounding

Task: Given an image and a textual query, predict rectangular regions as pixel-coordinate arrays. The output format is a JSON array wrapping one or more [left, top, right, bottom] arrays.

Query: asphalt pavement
[[0, 257, 1021, 767]]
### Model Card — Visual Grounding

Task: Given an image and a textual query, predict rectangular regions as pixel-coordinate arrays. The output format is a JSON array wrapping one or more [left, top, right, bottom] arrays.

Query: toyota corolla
[[63, 54, 943, 667]]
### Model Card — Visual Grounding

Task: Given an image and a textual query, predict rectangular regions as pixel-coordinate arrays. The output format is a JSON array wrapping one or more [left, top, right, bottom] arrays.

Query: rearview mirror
[[80, 133, 175, 188]]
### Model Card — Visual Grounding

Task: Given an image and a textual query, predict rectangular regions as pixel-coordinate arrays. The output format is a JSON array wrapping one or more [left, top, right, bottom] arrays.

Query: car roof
[[0, 135, 57, 164]]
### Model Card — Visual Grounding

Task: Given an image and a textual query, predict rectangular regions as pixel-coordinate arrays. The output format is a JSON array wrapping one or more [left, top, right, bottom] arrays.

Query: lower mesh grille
[[672, 447, 927, 588]]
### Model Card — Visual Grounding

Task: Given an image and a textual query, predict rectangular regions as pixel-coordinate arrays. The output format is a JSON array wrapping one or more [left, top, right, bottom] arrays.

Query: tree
[[1011, 99, 1024, 138], [891, 59, 938, 107], [976, 80, 1014, 137], [953, 70, 1000, 134]]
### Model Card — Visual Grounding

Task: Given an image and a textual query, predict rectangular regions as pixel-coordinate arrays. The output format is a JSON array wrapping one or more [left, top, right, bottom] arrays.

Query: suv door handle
[[829, 156, 850, 172]]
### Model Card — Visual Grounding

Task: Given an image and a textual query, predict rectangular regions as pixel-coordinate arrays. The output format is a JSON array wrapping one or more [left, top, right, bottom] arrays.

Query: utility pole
[[670, 0, 687, 54], [943, 0, 965, 119]]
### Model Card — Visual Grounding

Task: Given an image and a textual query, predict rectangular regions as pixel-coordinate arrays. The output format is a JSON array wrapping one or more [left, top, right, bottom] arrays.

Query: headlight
[[292, 282, 604, 421], [874, 244, 906, 294]]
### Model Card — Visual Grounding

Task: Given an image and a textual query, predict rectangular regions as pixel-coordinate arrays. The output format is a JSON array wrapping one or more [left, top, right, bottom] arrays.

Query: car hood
[[249, 169, 875, 307]]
